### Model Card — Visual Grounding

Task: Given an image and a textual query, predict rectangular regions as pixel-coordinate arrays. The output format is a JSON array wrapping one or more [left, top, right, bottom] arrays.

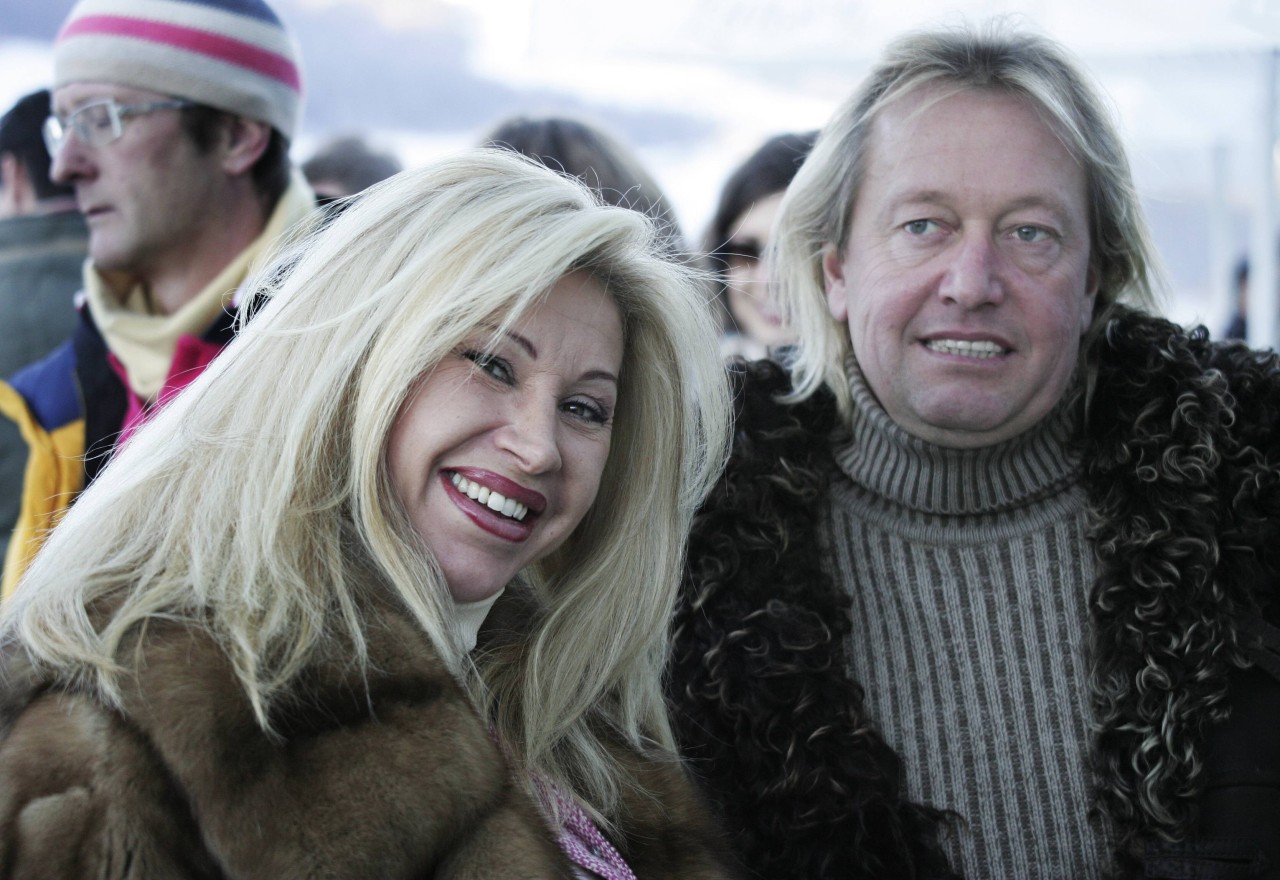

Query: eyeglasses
[[720, 240, 763, 264], [43, 98, 194, 155]]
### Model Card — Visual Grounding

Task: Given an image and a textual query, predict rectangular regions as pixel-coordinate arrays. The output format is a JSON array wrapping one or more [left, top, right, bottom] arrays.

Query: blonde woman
[[0, 150, 735, 879]]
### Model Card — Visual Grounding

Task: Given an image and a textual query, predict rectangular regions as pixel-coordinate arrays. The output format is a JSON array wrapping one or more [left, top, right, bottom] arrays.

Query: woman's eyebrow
[[581, 368, 618, 385], [491, 327, 617, 384], [503, 329, 537, 359]]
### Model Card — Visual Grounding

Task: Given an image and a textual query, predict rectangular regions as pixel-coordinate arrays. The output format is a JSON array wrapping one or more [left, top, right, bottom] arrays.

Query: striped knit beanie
[[53, 0, 302, 140]]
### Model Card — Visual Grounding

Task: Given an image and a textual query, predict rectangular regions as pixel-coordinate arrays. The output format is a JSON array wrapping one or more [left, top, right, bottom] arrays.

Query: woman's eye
[[562, 398, 610, 426], [463, 350, 514, 384], [903, 219, 936, 235]]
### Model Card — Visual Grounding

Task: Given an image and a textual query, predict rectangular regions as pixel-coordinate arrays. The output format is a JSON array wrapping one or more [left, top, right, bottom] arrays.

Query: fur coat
[[669, 307, 1280, 880], [0, 587, 736, 879]]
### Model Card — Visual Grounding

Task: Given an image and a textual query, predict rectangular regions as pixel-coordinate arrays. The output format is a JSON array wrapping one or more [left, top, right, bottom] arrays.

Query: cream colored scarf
[[83, 172, 315, 401]]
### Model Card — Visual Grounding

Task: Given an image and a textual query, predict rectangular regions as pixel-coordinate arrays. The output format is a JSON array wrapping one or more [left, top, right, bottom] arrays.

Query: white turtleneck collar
[[454, 588, 505, 651]]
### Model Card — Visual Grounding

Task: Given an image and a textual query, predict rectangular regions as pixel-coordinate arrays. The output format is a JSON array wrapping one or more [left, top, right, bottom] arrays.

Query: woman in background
[[485, 114, 688, 258], [0, 151, 735, 879], [705, 131, 816, 359]]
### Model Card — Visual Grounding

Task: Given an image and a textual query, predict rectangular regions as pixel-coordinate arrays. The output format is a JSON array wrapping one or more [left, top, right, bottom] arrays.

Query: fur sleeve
[[0, 640, 225, 879], [613, 747, 742, 880], [117, 616, 573, 879]]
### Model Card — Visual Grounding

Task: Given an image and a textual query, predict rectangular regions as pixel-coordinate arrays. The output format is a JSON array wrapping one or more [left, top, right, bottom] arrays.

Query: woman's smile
[[444, 469, 545, 540]]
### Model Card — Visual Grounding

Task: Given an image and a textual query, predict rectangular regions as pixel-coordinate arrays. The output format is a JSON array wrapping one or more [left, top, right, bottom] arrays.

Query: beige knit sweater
[[823, 358, 1112, 878]]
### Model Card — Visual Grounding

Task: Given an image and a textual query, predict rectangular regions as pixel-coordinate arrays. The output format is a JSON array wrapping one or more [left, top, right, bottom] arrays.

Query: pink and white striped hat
[[53, 0, 303, 140]]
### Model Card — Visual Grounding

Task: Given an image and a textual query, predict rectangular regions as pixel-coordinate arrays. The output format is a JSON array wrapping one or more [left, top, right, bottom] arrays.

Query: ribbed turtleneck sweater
[[822, 358, 1111, 877]]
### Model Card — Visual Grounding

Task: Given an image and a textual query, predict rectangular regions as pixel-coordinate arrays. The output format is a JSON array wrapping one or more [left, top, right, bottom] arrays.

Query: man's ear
[[220, 117, 271, 176], [0, 153, 34, 216], [822, 243, 850, 322]]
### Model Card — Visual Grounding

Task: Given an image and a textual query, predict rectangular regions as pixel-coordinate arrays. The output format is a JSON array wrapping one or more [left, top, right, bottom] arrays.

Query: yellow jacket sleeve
[[0, 382, 84, 600]]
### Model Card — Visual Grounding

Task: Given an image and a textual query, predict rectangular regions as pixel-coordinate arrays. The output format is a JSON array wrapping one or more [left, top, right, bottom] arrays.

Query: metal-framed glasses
[[42, 98, 194, 155]]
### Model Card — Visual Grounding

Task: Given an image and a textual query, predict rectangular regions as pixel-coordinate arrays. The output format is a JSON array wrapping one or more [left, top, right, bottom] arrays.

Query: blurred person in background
[[302, 133, 403, 208], [0, 88, 84, 374], [0, 150, 735, 880], [484, 115, 688, 259], [0, 0, 316, 598], [704, 131, 815, 360], [669, 25, 1280, 880], [1223, 255, 1248, 340], [0, 89, 87, 566]]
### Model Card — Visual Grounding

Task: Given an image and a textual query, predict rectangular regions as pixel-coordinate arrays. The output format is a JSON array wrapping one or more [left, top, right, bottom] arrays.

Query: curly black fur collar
[[1082, 312, 1280, 872], [669, 308, 1280, 879]]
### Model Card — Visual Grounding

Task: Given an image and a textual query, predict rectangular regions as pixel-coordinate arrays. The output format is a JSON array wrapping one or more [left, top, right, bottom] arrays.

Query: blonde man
[[670, 26, 1280, 879]]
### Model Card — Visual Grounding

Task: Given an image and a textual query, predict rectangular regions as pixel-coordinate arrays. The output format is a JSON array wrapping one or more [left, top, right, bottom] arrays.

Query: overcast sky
[[5, 0, 1280, 328]]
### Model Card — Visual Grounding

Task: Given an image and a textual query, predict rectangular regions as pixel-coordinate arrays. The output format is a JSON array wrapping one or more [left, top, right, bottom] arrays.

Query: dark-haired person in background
[[704, 131, 815, 359], [302, 134, 403, 208], [1223, 256, 1248, 340], [485, 115, 689, 259], [0, 0, 317, 597], [0, 89, 88, 567]]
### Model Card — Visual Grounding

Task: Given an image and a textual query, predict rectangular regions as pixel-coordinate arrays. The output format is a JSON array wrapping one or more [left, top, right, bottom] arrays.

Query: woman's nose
[[495, 400, 562, 474]]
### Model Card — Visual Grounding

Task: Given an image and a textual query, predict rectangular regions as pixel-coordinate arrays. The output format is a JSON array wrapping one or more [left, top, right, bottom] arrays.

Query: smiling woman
[[386, 270, 625, 604], [0, 149, 735, 878]]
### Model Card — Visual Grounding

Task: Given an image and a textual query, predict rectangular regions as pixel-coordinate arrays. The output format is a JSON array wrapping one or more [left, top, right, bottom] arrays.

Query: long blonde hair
[[4, 149, 732, 827]]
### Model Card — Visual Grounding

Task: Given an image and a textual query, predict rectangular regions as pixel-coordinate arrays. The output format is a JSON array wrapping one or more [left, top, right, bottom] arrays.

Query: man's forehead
[[847, 84, 1089, 227], [871, 84, 995, 141], [862, 86, 1079, 176]]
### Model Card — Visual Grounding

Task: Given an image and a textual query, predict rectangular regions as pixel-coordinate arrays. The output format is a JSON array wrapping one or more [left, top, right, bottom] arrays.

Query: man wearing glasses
[[0, 0, 316, 597]]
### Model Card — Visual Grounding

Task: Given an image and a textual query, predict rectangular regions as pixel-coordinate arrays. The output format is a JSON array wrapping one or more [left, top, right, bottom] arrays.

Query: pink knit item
[[533, 777, 637, 880]]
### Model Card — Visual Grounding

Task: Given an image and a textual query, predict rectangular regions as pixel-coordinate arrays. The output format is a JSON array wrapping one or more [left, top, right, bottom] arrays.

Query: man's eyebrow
[[890, 188, 948, 205], [889, 188, 1073, 213], [1000, 194, 1076, 217]]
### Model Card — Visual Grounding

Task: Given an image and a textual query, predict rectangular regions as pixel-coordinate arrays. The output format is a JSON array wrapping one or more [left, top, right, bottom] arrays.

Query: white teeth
[[925, 338, 1004, 359], [449, 473, 529, 521]]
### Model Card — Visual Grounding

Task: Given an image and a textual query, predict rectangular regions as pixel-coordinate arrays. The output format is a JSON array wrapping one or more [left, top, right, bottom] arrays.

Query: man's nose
[[48, 132, 91, 185], [937, 234, 1004, 308]]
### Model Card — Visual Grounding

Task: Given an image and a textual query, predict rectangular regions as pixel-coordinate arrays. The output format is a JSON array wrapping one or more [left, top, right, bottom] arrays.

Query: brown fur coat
[[0, 589, 735, 879]]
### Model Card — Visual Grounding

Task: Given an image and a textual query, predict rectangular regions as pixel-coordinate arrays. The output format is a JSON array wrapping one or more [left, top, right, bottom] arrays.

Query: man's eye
[[903, 219, 936, 235], [1014, 225, 1049, 242], [80, 106, 114, 130], [463, 350, 514, 384]]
